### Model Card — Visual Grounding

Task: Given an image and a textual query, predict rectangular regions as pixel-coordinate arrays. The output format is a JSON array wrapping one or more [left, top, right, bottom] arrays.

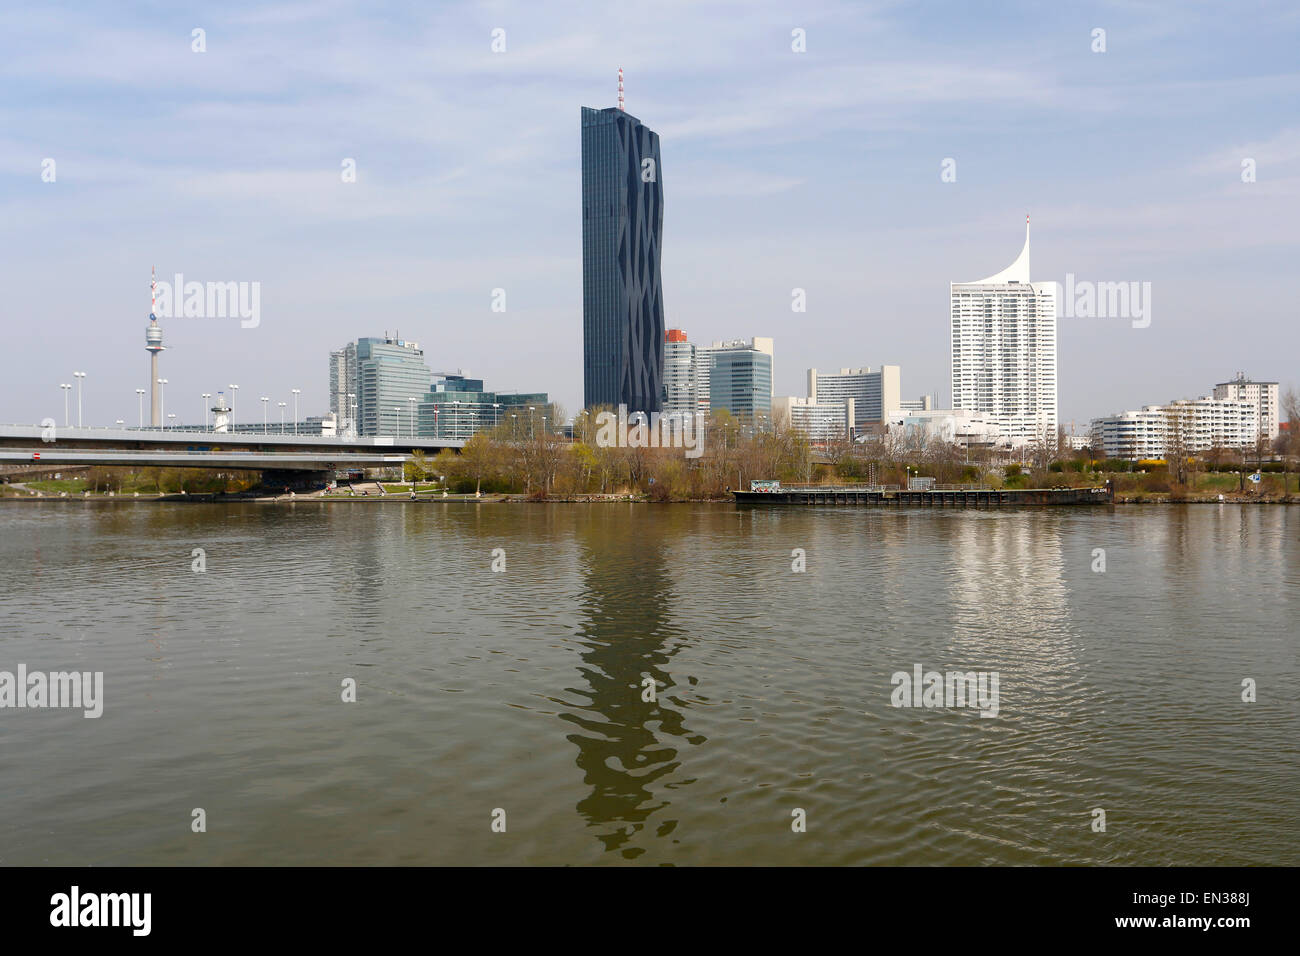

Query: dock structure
[[733, 483, 1113, 507]]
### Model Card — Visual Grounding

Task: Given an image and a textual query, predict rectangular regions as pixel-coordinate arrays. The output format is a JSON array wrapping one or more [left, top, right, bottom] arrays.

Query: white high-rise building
[[1213, 374, 1279, 442], [662, 330, 697, 416], [329, 343, 358, 436], [950, 217, 1058, 447]]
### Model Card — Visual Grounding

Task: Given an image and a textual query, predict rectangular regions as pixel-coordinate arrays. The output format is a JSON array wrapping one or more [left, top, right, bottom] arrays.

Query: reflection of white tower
[[146, 266, 165, 428], [211, 390, 232, 434]]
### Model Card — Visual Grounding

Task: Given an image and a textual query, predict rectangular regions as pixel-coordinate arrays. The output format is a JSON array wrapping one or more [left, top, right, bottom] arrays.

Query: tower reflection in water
[[564, 509, 703, 858]]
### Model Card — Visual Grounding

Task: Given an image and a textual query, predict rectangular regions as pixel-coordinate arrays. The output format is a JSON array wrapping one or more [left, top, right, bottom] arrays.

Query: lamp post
[[291, 388, 301, 436], [158, 378, 168, 426], [73, 371, 86, 427], [202, 393, 211, 431], [347, 392, 356, 438], [451, 400, 460, 440], [136, 388, 146, 428], [167, 413, 176, 430], [229, 385, 239, 426], [408, 396, 416, 438], [492, 403, 501, 429], [60, 383, 71, 426], [278, 401, 287, 434], [392, 406, 400, 438], [260, 396, 269, 430]]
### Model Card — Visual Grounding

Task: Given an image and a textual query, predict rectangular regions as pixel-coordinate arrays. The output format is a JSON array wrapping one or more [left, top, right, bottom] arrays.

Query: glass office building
[[707, 339, 773, 424], [353, 336, 433, 437], [581, 106, 665, 414], [416, 373, 549, 441]]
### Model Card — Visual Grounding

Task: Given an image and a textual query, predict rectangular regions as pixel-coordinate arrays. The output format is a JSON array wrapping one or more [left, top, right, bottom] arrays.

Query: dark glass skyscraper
[[581, 106, 664, 413]]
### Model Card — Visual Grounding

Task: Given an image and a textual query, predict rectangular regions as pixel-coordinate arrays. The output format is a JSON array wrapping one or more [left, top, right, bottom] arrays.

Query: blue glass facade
[[709, 349, 773, 424], [416, 373, 549, 441], [581, 106, 664, 414], [354, 336, 433, 437]]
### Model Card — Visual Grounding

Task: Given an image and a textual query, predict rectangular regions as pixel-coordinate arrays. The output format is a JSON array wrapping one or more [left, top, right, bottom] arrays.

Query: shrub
[[1139, 475, 1171, 494]]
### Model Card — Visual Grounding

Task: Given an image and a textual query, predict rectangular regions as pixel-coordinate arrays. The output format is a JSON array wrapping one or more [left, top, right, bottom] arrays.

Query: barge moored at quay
[[732, 482, 1114, 507]]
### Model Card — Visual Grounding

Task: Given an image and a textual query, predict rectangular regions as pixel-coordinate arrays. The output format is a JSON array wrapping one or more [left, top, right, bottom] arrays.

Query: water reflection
[[566, 510, 701, 857], [945, 514, 1084, 726]]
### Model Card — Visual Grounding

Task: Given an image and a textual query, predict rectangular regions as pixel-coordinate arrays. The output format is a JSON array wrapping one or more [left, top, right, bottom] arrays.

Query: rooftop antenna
[[618, 67, 624, 111], [150, 265, 156, 315]]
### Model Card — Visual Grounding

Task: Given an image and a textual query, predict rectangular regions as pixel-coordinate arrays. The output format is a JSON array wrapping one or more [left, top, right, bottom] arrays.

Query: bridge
[[0, 424, 462, 486]]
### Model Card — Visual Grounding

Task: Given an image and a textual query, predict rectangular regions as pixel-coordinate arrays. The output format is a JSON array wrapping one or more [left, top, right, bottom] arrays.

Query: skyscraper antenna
[[150, 265, 156, 315], [618, 67, 624, 111]]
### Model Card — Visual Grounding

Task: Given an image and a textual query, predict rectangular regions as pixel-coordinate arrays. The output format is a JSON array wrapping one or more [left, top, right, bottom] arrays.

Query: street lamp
[[136, 388, 146, 427], [278, 401, 287, 434], [451, 400, 460, 440], [167, 413, 176, 430], [73, 371, 86, 427], [408, 397, 417, 438], [59, 383, 71, 426], [492, 403, 501, 429], [260, 396, 269, 430], [158, 378, 168, 426], [347, 392, 356, 438], [202, 393, 211, 430], [291, 388, 301, 436], [392, 406, 400, 438], [229, 385, 239, 427]]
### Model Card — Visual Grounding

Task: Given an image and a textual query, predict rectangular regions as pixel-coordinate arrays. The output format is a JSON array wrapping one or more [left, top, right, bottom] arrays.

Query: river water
[[0, 501, 1295, 865]]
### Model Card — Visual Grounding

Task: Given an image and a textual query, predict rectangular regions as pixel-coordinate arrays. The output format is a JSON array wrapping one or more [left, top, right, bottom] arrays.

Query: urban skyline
[[4, 2, 1297, 431], [3, 0, 1297, 896]]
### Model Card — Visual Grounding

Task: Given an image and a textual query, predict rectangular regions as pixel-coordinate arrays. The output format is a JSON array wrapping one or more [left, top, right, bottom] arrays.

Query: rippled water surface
[[1, 501, 1296, 865]]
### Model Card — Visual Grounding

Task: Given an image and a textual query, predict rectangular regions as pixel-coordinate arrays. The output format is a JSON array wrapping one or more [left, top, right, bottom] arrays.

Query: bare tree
[[1029, 425, 1058, 473], [1282, 388, 1300, 497], [1164, 406, 1191, 487]]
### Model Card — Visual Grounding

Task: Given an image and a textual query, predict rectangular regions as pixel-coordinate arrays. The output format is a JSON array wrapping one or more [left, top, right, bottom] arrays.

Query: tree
[[1163, 406, 1191, 487], [1281, 388, 1300, 497], [458, 432, 499, 495], [518, 420, 564, 495], [405, 449, 429, 482], [1029, 425, 1058, 473]]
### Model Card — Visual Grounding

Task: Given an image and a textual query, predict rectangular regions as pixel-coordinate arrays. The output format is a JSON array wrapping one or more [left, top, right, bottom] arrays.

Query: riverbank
[[2, 490, 1296, 504]]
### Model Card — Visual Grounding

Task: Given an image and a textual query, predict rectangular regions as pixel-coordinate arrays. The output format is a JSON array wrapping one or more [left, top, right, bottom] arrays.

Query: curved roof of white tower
[[963, 215, 1031, 284]]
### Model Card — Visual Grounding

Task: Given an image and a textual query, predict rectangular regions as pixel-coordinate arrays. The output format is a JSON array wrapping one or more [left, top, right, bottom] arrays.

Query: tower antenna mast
[[618, 67, 624, 111]]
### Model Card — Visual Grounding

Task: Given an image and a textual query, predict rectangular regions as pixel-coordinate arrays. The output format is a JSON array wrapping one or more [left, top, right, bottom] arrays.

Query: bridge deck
[[0, 450, 405, 471]]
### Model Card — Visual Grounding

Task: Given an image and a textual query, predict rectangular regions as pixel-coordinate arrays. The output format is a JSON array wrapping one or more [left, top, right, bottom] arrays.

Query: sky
[[2, 0, 1298, 431]]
